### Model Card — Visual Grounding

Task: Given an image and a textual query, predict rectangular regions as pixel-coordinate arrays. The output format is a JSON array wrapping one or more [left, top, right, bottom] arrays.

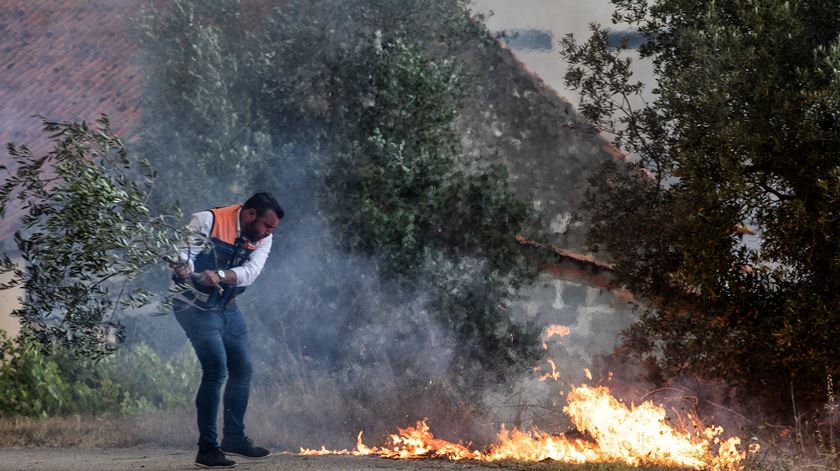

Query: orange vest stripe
[[209, 204, 259, 249]]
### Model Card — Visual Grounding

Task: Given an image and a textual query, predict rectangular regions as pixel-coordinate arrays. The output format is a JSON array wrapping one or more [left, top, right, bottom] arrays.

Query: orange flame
[[300, 385, 756, 469], [543, 324, 570, 340], [541, 325, 570, 352], [537, 357, 561, 381]]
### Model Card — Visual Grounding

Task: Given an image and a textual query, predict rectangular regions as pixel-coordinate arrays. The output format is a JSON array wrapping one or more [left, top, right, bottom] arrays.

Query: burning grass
[[490, 463, 688, 471], [300, 384, 756, 470]]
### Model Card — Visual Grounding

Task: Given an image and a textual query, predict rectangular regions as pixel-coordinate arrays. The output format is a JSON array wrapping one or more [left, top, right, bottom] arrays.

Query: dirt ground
[[0, 447, 508, 471]]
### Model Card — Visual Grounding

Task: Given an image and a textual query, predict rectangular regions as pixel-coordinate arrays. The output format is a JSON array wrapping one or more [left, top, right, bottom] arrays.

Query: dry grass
[[0, 415, 139, 448], [0, 408, 196, 448], [0, 378, 362, 451], [738, 437, 840, 471]]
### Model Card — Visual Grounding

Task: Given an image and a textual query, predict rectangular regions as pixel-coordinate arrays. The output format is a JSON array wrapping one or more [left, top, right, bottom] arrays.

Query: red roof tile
[[0, 0, 288, 242], [0, 0, 145, 240]]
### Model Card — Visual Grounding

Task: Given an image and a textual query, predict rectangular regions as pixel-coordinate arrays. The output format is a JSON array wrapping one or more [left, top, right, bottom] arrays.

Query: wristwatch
[[216, 269, 226, 282]]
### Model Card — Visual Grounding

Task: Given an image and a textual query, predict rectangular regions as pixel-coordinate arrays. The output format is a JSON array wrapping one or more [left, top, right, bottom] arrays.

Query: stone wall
[[447, 10, 638, 354], [515, 272, 635, 360], [0, 260, 21, 338], [451, 27, 621, 254]]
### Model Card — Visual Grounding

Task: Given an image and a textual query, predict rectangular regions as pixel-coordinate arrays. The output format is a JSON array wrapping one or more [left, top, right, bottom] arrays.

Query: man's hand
[[170, 260, 191, 280], [197, 269, 222, 287]]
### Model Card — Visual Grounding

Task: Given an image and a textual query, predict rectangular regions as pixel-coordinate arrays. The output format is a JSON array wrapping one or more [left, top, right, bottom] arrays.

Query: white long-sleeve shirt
[[178, 208, 272, 288]]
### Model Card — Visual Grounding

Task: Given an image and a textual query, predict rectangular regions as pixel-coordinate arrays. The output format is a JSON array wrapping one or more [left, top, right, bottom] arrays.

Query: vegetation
[[322, 36, 531, 279], [0, 117, 185, 357], [0, 329, 198, 417], [561, 0, 840, 407]]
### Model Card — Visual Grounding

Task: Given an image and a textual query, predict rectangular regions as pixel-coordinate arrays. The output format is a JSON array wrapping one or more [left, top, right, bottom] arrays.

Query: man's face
[[242, 208, 280, 242]]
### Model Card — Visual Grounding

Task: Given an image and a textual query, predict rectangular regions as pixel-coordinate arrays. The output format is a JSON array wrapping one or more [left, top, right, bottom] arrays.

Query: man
[[171, 192, 283, 469]]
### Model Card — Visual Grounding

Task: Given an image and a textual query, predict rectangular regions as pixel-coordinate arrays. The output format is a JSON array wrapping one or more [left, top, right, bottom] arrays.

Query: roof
[[0, 0, 145, 241], [1, 0, 145, 147]]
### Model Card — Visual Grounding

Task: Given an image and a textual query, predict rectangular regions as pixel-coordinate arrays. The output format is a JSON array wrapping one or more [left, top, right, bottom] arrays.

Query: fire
[[542, 324, 571, 351], [544, 324, 571, 340], [300, 385, 756, 469], [301, 424, 479, 460], [537, 357, 561, 381], [301, 324, 754, 468]]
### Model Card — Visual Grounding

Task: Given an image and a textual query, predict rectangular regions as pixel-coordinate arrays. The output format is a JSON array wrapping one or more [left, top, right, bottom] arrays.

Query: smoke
[[116, 132, 506, 449], [116, 0, 499, 449], [216, 232, 647, 449], [232, 215, 501, 448], [117, 0, 723, 454]]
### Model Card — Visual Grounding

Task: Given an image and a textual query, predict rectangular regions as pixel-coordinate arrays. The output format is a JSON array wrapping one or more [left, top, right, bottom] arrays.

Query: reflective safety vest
[[187, 204, 262, 309]]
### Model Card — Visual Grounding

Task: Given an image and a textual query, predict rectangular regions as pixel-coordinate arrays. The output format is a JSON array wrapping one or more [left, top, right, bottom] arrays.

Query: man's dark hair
[[243, 192, 284, 219]]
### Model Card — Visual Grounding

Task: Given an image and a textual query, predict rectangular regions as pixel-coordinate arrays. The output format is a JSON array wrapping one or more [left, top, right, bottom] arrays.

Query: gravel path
[[0, 447, 508, 471]]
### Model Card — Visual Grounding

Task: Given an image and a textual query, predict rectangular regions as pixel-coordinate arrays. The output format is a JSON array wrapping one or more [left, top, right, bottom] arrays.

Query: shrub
[[0, 329, 198, 417]]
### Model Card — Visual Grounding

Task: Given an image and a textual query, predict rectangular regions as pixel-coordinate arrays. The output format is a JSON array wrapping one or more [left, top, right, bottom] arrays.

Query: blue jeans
[[174, 302, 254, 451]]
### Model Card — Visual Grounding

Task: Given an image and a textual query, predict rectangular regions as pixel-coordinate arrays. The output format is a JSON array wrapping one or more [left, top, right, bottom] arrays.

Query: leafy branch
[[0, 116, 186, 358]]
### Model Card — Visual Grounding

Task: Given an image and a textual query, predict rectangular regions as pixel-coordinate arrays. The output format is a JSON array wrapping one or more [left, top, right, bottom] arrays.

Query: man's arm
[[229, 234, 272, 287], [172, 211, 213, 281]]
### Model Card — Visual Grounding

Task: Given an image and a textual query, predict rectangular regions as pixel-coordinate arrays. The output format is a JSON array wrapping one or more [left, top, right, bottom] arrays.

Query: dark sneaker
[[220, 436, 271, 459], [195, 448, 237, 468]]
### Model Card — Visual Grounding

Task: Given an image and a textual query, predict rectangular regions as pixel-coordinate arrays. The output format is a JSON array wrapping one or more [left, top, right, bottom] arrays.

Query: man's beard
[[243, 223, 260, 242]]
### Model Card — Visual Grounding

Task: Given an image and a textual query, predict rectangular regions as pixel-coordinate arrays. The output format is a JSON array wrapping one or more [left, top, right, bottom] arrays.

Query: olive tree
[[562, 0, 840, 406], [0, 117, 185, 357]]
